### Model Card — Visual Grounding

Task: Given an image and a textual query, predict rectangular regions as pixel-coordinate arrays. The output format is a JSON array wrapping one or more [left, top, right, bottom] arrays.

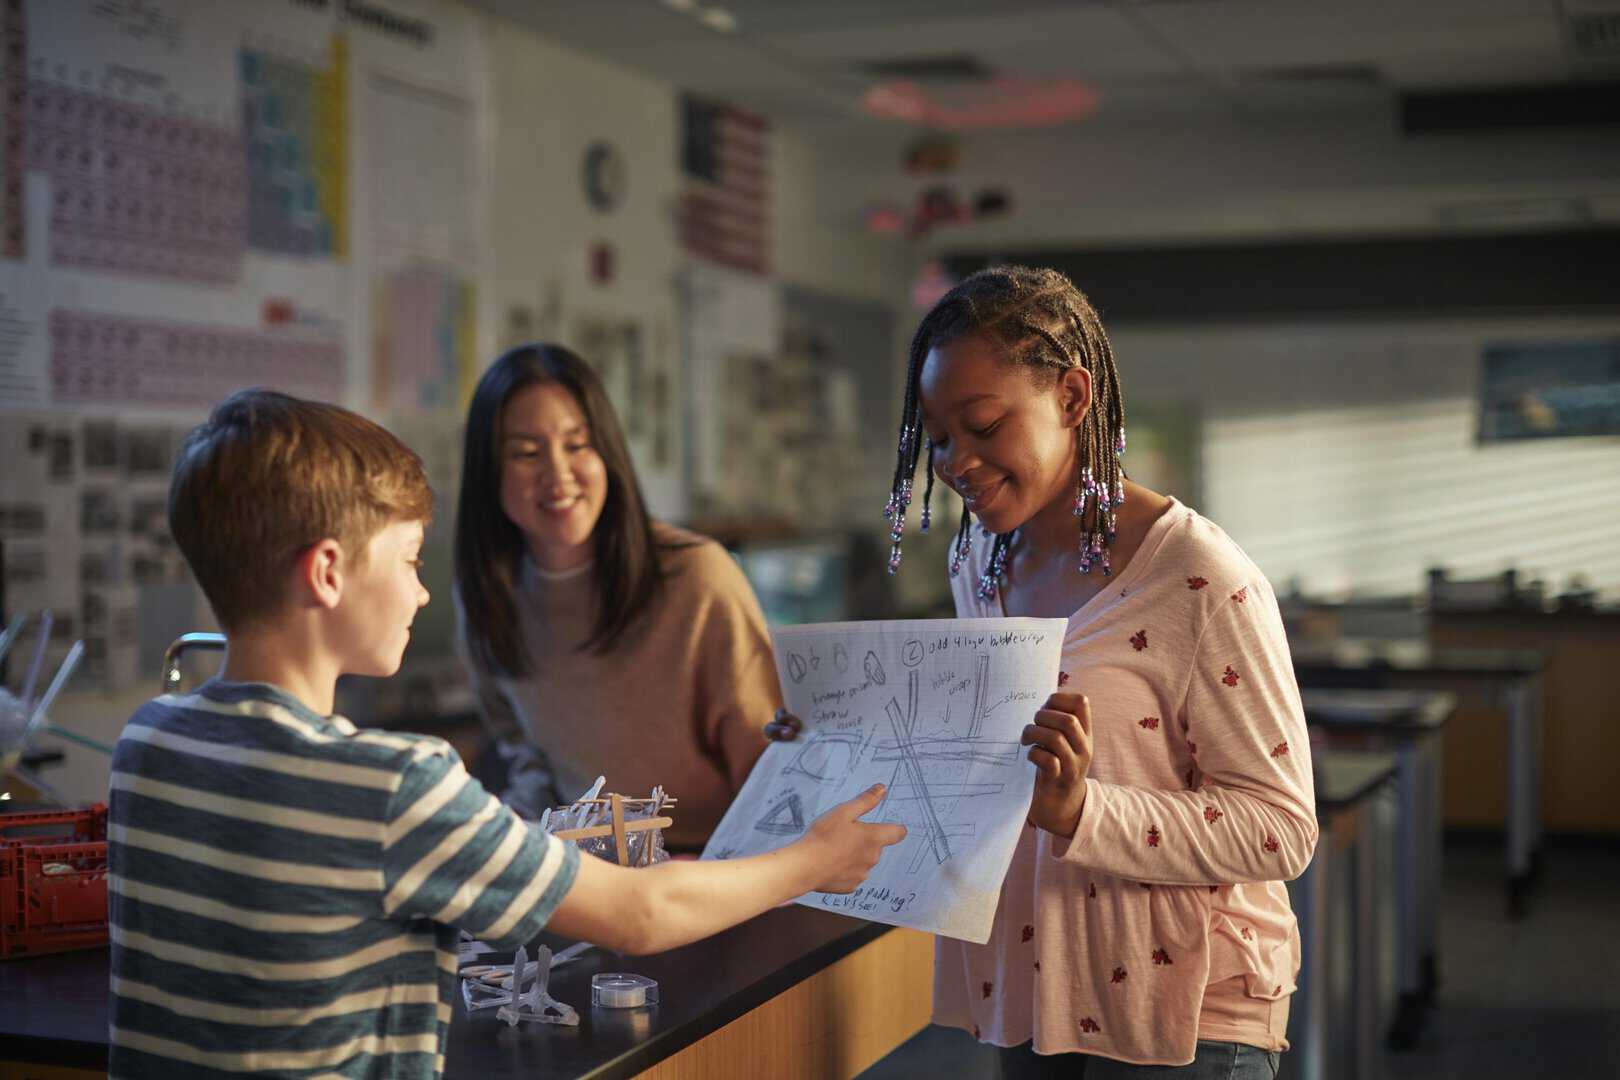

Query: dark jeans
[[998, 1039, 1281, 1080]]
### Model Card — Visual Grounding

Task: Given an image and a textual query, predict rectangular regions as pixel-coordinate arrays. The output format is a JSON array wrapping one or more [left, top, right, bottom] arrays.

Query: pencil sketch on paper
[[701, 617, 1066, 943], [754, 790, 807, 835], [874, 663, 1021, 874], [782, 731, 865, 785]]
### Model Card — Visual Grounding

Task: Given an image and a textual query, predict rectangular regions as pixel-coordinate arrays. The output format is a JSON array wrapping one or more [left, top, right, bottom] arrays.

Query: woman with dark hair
[[454, 343, 780, 851]]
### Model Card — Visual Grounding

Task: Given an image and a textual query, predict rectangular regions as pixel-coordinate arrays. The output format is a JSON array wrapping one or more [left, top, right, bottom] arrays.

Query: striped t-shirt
[[108, 680, 579, 1079]]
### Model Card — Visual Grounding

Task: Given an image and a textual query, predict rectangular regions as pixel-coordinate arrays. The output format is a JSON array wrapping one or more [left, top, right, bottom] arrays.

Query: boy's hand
[[802, 784, 907, 893], [1021, 692, 1094, 838], [764, 708, 802, 742]]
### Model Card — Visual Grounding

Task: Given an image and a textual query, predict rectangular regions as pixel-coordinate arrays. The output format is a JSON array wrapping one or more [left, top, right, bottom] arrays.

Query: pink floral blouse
[[933, 499, 1318, 1066]]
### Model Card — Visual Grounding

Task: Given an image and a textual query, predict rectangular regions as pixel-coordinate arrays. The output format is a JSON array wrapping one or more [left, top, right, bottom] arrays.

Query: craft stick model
[[540, 778, 676, 867], [455, 778, 675, 1026], [460, 943, 583, 1027]]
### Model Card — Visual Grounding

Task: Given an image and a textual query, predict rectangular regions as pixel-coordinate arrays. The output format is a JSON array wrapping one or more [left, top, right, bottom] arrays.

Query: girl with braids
[[454, 344, 780, 851], [771, 266, 1316, 1077]]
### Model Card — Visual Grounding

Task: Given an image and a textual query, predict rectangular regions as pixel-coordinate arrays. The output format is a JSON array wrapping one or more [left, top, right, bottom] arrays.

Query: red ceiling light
[[863, 77, 1100, 129], [862, 203, 908, 234]]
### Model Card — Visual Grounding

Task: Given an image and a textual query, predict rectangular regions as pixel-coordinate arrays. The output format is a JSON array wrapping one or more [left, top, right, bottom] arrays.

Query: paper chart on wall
[[365, 74, 477, 416], [701, 618, 1065, 943]]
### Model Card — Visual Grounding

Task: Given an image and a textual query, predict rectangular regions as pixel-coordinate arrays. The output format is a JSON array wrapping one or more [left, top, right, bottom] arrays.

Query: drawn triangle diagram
[[754, 792, 807, 836], [784, 733, 860, 783]]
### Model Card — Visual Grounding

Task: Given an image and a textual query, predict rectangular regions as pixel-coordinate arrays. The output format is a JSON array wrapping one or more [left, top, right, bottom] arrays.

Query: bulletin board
[[681, 272, 895, 529], [0, 0, 487, 693]]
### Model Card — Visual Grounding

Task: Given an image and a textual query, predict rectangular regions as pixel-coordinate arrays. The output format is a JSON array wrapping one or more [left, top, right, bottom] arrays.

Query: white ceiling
[[462, 0, 1620, 130], [460, 0, 1620, 244]]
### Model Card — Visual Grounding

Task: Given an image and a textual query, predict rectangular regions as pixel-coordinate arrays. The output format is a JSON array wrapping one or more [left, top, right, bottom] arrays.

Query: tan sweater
[[462, 525, 778, 851]]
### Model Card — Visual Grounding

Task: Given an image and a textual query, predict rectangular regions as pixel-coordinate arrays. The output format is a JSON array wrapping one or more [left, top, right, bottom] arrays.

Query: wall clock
[[582, 140, 626, 213]]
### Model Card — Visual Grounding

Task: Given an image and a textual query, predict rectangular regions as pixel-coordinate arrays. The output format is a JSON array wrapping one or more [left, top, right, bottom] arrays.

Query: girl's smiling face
[[918, 333, 1091, 538]]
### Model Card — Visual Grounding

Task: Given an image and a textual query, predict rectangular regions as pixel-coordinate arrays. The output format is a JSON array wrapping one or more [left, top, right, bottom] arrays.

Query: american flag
[[680, 95, 769, 275]]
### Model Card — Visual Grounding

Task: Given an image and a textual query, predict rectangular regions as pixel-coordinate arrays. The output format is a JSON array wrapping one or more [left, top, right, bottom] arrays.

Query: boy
[[109, 389, 904, 1078]]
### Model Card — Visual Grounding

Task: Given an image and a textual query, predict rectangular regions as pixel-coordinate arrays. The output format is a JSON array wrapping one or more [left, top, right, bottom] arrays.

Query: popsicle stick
[[548, 816, 673, 843], [610, 793, 629, 866], [567, 796, 677, 807]]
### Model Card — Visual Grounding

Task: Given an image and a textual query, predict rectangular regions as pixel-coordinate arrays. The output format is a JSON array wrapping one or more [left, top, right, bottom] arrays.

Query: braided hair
[[884, 265, 1127, 601]]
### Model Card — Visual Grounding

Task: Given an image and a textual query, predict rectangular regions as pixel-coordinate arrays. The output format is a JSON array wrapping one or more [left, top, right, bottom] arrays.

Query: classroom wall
[[2, 0, 495, 807], [480, 15, 919, 532], [923, 111, 1620, 249], [1113, 315, 1620, 602], [1, 0, 920, 807], [480, 21, 684, 517]]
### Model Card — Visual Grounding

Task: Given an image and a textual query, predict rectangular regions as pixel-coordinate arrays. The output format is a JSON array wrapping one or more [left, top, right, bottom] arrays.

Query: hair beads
[[884, 266, 1128, 601]]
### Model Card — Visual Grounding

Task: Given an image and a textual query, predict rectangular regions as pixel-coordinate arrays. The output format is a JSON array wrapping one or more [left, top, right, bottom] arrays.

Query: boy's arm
[[546, 784, 903, 955], [384, 746, 903, 956], [383, 745, 578, 952]]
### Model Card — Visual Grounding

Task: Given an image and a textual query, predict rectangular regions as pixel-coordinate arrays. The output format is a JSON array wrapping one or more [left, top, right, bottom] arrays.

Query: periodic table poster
[[0, 0, 487, 689]]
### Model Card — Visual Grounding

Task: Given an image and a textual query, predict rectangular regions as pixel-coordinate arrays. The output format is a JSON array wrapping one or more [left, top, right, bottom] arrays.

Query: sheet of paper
[[702, 618, 1066, 943]]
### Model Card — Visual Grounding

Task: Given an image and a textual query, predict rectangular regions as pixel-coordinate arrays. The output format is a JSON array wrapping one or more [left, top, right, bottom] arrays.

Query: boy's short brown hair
[[169, 389, 434, 631]]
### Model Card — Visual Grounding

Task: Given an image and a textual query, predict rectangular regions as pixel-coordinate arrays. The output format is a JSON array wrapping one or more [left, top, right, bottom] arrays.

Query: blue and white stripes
[[108, 680, 577, 1078]]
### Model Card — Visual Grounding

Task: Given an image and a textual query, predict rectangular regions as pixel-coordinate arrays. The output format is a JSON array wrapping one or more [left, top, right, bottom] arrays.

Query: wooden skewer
[[548, 816, 674, 843], [564, 796, 677, 807]]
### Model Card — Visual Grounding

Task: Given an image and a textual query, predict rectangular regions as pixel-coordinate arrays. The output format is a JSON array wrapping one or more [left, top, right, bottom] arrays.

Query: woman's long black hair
[[455, 343, 678, 677]]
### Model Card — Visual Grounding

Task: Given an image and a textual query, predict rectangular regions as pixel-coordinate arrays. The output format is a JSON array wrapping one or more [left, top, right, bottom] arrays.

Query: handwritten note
[[702, 618, 1065, 942]]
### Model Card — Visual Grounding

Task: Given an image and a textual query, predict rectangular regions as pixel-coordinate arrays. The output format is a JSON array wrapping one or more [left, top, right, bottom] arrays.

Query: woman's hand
[[764, 707, 802, 742], [1020, 692, 1094, 838]]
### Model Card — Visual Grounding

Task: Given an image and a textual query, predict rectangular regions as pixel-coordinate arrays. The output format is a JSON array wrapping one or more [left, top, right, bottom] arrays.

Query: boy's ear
[[297, 538, 345, 611], [1058, 366, 1093, 428]]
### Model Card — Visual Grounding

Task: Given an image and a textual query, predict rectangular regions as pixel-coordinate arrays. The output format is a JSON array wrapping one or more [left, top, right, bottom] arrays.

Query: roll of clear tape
[[591, 972, 659, 1008]]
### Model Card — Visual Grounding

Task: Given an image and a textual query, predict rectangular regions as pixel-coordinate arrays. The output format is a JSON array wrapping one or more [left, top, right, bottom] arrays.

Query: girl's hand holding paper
[[1020, 691, 1094, 838]]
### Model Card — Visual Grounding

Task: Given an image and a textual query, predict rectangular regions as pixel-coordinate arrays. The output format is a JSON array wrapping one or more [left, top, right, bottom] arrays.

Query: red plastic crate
[[0, 803, 110, 958]]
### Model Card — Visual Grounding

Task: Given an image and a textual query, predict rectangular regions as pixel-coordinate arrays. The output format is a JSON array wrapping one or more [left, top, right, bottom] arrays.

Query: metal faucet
[[160, 633, 227, 694]]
